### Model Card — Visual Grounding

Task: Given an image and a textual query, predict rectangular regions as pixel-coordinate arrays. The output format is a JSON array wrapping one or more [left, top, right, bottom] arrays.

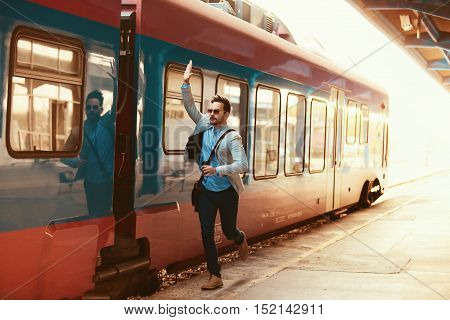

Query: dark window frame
[[214, 74, 249, 152], [346, 99, 358, 145], [162, 62, 204, 155], [359, 104, 369, 144], [6, 26, 85, 159], [308, 98, 328, 174], [284, 92, 307, 177], [253, 84, 281, 180]]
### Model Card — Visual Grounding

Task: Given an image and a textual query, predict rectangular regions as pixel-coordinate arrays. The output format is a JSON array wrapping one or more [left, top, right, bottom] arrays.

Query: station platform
[[148, 171, 450, 300]]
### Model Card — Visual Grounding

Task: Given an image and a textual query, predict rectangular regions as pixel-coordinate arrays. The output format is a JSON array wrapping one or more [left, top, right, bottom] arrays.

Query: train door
[[332, 88, 345, 210], [326, 90, 336, 212], [112, 10, 139, 248]]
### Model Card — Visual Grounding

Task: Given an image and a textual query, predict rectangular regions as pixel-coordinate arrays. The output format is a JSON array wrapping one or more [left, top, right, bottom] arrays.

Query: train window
[[285, 93, 306, 176], [7, 28, 84, 158], [360, 104, 369, 144], [163, 63, 203, 154], [16, 39, 82, 78], [346, 100, 357, 144], [253, 85, 281, 179], [309, 99, 327, 173], [215, 75, 248, 148]]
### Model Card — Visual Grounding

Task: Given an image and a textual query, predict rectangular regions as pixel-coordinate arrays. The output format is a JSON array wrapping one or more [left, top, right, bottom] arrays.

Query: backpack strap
[[83, 126, 110, 180], [206, 129, 235, 164], [199, 128, 234, 183]]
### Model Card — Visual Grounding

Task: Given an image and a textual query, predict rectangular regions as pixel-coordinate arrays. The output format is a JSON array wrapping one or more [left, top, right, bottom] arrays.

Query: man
[[182, 60, 249, 290], [62, 90, 115, 217]]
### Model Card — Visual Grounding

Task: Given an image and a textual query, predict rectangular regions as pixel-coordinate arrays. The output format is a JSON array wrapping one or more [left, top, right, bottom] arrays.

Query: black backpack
[[185, 131, 204, 163]]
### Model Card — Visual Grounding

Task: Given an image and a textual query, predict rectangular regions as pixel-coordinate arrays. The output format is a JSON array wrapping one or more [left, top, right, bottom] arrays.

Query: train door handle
[[118, 152, 126, 178], [117, 133, 131, 178]]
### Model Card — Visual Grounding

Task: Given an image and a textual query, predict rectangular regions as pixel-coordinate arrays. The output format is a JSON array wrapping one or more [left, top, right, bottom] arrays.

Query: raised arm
[[181, 60, 204, 124], [108, 59, 118, 117]]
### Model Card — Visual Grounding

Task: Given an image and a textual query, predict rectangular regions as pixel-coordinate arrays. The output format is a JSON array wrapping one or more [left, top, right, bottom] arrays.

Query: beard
[[87, 112, 101, 122]]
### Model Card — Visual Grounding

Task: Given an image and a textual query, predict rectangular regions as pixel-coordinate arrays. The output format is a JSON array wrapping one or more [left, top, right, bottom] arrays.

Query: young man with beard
[[62, 90, 114, 216], [182, 60, 249, 290]]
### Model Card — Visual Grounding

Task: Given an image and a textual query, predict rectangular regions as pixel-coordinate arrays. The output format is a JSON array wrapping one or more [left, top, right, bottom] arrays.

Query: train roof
[[136, 0, 388, 98], [27, 0, 388, 99]]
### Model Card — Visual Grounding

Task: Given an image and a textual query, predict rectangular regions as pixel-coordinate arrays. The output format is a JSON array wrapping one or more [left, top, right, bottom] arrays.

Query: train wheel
[[358, 181, 373, 208], [125, 268, 160, 298], [369, 179, 382, 203], [83, 268, 160, 299]]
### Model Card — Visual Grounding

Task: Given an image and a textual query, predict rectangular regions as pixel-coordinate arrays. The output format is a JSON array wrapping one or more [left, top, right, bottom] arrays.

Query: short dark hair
[[86, 90, 104, 107], [211, 95, 231, 113]]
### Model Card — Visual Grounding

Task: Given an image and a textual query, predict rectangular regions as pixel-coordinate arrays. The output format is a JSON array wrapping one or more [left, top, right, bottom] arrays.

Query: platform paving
[[148, 171, 450, 300]]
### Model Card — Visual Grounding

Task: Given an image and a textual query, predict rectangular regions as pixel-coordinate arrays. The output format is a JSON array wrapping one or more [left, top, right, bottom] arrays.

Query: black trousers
[[198, 186, 244, 278], [84, 180, 113, 217]]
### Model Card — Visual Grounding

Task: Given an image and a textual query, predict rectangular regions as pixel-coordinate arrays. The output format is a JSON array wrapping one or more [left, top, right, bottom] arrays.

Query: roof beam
[[443, 77, 450, 86], [428, 59, 450, 70], [364, 1, 450, 20], [419, 12, 440, 42], [444, 51, 450, 64], [419, 13, 450, 65], [404, 33, 450, 51]]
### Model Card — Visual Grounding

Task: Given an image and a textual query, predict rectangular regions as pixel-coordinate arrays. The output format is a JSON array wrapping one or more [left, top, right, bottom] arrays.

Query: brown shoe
[[201, 275, 223, 290], [238, 237, 249, 261]]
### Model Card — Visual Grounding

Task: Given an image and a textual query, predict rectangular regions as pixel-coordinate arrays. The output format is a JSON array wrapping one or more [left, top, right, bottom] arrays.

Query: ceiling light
[[400, 15, 413, 32]]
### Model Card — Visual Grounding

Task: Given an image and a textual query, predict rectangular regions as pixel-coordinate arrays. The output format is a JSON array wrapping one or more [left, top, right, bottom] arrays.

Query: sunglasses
[[86, 104, 101, 111], [207, 109, 224, 115]]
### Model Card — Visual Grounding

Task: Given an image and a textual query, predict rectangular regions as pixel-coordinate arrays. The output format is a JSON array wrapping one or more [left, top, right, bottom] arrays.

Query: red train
[[0, 0, 388, 299]]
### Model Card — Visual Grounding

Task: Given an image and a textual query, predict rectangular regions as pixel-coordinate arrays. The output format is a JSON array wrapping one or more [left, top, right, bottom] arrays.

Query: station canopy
[[348, 0, 450, 91]]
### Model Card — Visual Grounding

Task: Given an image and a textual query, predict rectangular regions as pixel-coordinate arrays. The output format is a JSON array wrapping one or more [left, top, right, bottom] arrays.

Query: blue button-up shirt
[[200, 125, 231, 192], [82, 119, 114, 183], [62, 113, 114, 184]]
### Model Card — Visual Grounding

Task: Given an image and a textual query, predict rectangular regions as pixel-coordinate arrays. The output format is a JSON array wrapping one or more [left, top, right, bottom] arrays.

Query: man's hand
[[107, 59, 117, 80], [75, 159, 87, 168], [183, 60, 193, 84], [201, 165, 217, 176]]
